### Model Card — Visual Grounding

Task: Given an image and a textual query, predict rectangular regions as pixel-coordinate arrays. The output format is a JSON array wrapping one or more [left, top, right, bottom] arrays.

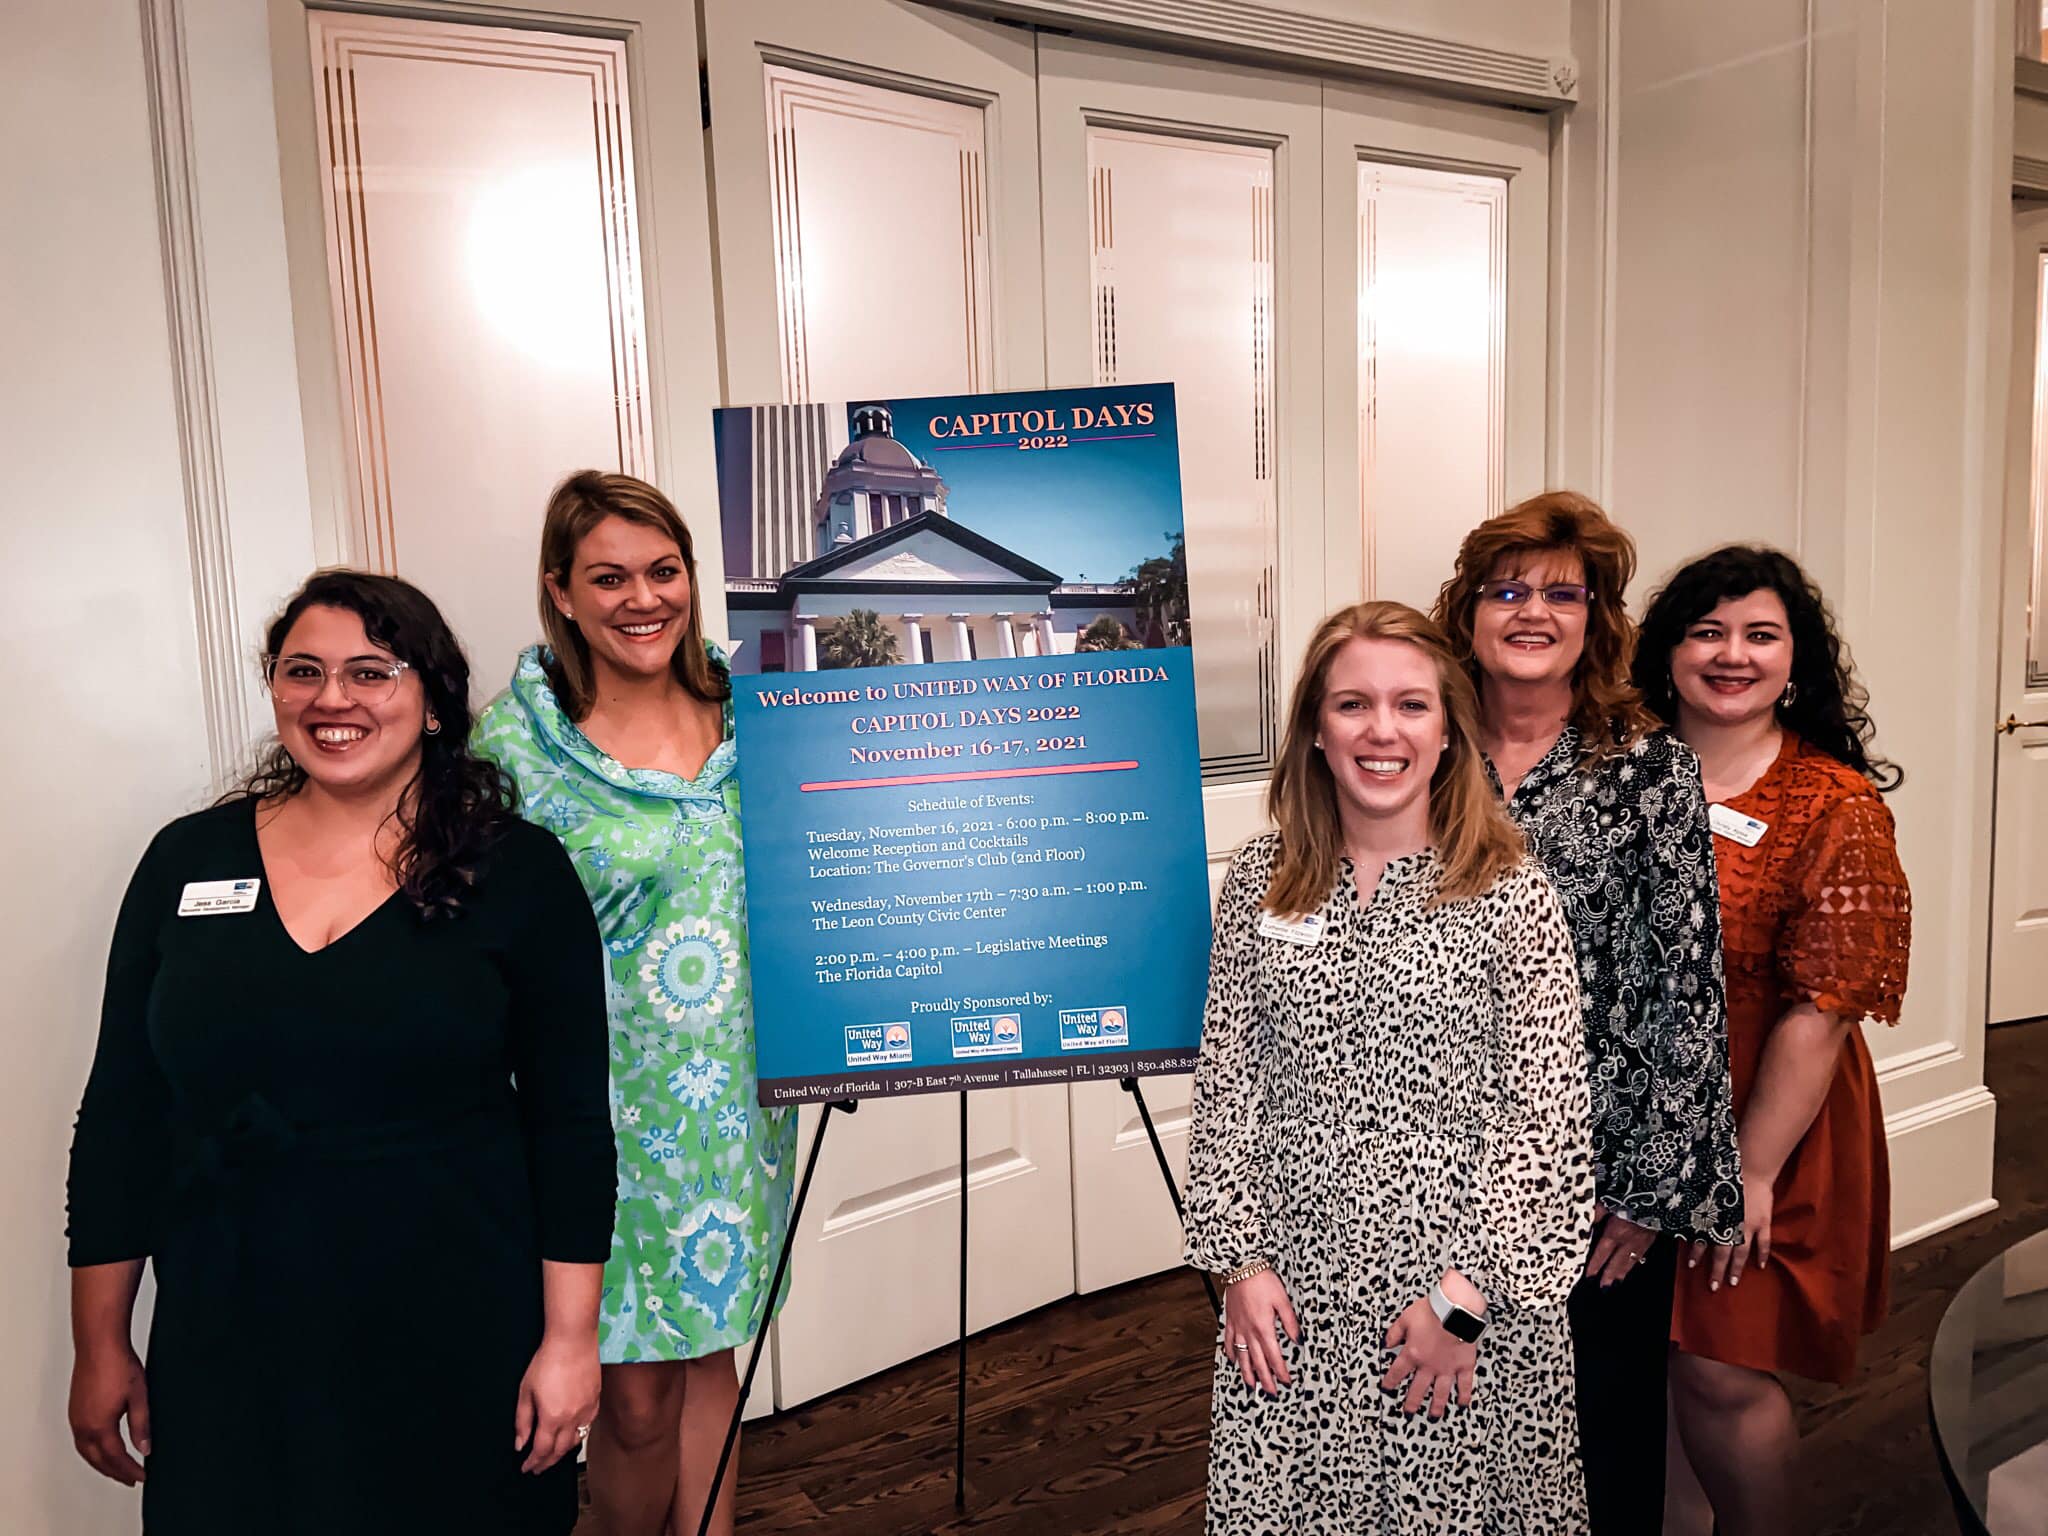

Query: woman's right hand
[[1221, 1268, 1300, 1395], [69, 1344, 150, 1485]]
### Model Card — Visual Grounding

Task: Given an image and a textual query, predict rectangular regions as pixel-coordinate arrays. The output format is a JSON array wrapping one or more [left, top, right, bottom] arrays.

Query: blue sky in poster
[[859, 383, 1183, 583]]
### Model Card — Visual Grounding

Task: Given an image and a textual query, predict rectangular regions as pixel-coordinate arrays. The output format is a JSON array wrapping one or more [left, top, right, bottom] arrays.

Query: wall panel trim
[[141, 0, 249, 790], [1885, 1084, 1997, 1248]]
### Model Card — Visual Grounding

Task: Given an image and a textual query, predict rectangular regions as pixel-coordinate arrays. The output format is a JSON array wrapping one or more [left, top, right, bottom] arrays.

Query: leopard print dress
[[1183, 834, 1594, 1535]]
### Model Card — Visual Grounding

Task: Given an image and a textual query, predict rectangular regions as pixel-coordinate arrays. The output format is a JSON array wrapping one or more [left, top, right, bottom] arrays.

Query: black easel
[[694, 1075, 1212, 1535], [694, 1098, 856, 1536], [1120, 1075, 1222, 1317], [955, 1090, 969, 1510]]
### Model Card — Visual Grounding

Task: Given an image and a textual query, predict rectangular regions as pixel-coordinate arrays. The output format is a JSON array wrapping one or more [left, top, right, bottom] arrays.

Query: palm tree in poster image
[[1075, 616, 1141, 652], [819, 608, 903, 669], [1128, 531, 1190, 648]]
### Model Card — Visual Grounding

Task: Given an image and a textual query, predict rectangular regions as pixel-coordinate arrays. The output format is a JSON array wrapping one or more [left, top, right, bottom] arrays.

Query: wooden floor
[[732, 1018, 2048, 1535]]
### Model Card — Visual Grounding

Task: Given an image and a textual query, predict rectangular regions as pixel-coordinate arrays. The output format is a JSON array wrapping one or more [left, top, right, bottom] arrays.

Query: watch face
[[1444, 1307, 1485, 1344]]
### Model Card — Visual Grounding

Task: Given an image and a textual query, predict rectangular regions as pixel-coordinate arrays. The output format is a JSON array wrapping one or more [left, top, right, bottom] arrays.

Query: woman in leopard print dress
[[1184, 602, 1594, 1535]]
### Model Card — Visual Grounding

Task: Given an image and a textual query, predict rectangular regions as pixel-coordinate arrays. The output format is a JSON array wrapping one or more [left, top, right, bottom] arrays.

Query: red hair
[[1430, 491, 1656, 758]]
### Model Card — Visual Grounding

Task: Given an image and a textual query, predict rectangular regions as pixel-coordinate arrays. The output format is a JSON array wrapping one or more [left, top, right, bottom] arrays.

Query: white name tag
[[1708, 804, 1769, 848], [1257, 911, 1325, 946], [178, 878, 262, 917]]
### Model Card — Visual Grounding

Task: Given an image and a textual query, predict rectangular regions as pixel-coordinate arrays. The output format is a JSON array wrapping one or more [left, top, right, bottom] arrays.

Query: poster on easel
[[713, 383, 1212, 1105]]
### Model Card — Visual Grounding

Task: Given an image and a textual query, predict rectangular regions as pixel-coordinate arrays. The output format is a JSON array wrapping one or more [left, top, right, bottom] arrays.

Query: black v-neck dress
[[66, 800, 615, 1534]]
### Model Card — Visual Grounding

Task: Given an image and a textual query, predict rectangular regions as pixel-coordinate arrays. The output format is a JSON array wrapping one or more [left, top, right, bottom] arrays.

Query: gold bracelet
[[1221, 1258, 1272, 1287]]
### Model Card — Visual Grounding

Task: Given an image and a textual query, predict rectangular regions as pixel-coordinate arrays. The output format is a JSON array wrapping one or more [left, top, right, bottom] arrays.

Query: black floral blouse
[[1490, 724, 1742, 1246]]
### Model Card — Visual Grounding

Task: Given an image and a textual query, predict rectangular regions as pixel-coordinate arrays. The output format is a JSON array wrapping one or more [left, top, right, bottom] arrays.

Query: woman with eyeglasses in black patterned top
[[1434, 493, 1741, 1535]]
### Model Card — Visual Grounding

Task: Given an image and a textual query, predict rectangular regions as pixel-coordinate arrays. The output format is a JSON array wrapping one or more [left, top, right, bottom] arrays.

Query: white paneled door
[[1322, 83, 1550, 612], [301, 12, 654, 687], [703, 0, 1046, 407], [1037, 36, 1325, 1294], [701, 0, 1070, 1408], [1991, 210, 2048, 1025]]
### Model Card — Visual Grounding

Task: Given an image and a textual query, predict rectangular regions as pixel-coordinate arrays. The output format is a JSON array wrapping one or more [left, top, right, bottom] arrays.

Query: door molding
[[141, 0, 248, 790], [925, 0, 1577, 109]]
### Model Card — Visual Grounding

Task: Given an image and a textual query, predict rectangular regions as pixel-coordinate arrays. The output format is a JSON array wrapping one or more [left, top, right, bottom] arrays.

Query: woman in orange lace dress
[[1632, 546, 1911, 1536]]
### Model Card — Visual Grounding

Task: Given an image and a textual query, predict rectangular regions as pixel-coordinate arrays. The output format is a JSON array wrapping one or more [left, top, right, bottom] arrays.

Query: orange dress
[[1669, 733, 1912, 1385]]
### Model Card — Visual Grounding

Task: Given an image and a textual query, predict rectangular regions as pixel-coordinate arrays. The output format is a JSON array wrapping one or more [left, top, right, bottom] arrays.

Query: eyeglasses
[[263, 654, 413, 705], [1477, 580, 1593, 609]]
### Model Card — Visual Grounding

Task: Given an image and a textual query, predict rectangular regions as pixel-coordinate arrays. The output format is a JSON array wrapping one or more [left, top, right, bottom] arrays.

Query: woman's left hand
[[1584, 1208, 1659, 1287], [514, 1333, 601, 1474], [1703, 1172, 1775, 1292], [1381, 1294, 1479, 1419]]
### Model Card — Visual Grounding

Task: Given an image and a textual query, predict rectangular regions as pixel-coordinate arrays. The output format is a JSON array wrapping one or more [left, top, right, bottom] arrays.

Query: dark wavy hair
[[1631, 545, 1902, 792], [225, 570, 516, 916]]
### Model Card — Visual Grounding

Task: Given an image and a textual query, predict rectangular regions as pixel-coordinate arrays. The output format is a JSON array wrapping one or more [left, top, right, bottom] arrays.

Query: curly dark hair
[[1631, 545, 1902, 792], [225, 570, 517, 917]]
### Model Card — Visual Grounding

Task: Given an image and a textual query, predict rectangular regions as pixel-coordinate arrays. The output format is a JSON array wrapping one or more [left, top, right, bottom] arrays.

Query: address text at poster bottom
[[759, 1048, 1203, 1105]]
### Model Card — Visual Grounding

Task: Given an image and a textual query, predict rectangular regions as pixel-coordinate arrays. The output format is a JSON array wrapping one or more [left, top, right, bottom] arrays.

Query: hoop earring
[[425, 717, 442, 737], [1779, 681, 1798, 707]]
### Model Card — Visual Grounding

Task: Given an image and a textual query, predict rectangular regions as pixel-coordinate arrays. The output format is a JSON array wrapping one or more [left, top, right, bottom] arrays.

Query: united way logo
[[951, 1013, 1024, 1059], [1059, 1005, 1129, 1051], [845, 1021, 913, 1067]]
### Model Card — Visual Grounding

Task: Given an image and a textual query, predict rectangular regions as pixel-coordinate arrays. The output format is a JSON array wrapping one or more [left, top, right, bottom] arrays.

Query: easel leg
[[1119, 1076, 1222, 1317], [694, 1097, 856, 1536], [956, 1088, 969, 1511]]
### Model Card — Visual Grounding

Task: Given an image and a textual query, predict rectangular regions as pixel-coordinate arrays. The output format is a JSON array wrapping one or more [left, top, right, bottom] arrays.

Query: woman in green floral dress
[[474, 471, 796, 1536]]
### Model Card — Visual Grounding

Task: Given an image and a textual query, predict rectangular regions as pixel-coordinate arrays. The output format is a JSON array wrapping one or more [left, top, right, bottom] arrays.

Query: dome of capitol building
[[815, 402, 949, 547]]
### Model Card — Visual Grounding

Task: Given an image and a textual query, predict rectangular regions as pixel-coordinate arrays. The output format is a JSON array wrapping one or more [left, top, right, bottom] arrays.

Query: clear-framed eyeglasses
[[1476, 579, 1594, 610], [262, 654, 413, 705]]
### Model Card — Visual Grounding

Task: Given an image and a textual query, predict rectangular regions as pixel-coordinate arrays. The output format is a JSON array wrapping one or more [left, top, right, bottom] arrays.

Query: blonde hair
[[537, 470, 726, 721], [1431, 490, 1657, 759], [1265, 601, 1524, 916]]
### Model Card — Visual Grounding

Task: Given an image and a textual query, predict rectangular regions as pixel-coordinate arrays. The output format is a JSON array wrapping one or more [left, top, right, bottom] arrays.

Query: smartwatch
[[1428, 1280, 1487, 1343]]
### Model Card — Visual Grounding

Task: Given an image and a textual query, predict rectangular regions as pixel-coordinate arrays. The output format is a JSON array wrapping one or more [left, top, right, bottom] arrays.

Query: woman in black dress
[[65, 572, 615, 1534]]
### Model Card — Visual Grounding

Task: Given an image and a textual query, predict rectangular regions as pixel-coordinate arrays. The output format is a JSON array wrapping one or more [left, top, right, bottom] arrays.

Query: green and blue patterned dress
[[474, 643, 797, 1363]]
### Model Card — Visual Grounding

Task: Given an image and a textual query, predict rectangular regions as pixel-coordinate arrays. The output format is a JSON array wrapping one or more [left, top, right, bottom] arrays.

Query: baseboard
[[1885, 1085, 1998, 1249]]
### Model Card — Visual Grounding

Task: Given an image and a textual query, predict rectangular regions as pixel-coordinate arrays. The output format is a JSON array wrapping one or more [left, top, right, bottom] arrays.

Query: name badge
[[178, 879, 262, 917], [1256, 911, 1325, 946], [1708, 804, 1769, 848]]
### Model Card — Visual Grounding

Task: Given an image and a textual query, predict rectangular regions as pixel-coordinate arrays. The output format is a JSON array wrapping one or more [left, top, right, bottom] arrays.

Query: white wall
[[1609, 1, 1811, 571], [0, 4, 214, 1532], [1598, 0, 2007, 1244]]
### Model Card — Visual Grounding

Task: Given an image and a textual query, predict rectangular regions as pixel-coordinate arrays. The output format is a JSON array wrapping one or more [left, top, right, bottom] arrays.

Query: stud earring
[[1314, 737, 1324, 750]]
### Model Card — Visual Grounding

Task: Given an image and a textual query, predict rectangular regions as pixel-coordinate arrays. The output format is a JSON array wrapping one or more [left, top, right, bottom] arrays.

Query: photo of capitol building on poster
[[712, 383, 1188, 676]]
